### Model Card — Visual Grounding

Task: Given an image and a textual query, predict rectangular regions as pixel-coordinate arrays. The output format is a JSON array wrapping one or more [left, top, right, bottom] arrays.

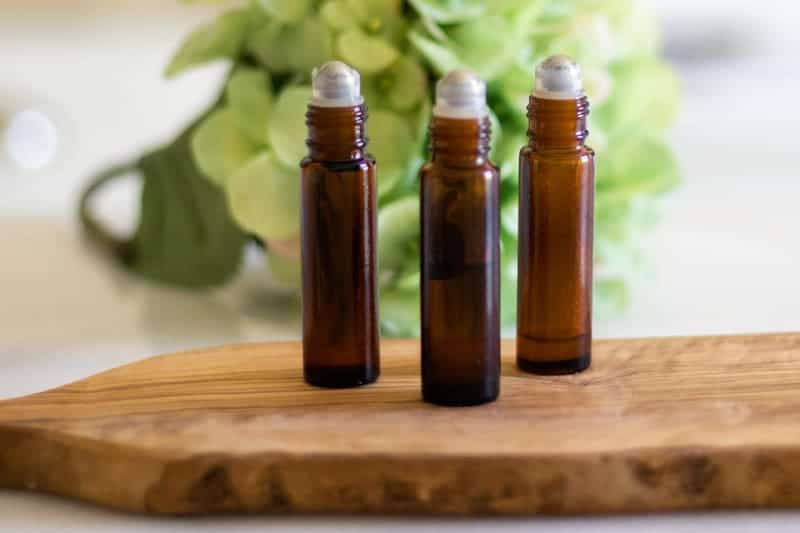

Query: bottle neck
[[527, 96, 589, 151], [306, 104, 367, 161], [430, 115, 491, 168]]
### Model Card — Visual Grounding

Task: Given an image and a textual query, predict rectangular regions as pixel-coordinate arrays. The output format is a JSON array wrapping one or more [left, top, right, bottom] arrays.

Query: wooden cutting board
[[2, 333, 800, 515]]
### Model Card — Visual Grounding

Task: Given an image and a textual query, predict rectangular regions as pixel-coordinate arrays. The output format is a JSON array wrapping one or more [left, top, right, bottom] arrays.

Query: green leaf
[[165, 8, 250, 78], [487, 107, 502, 161], [131, 130, 247, 287], [226, 151, 300, 241], [268, 85, 312, 168], [494, 63, 535, 123], [413, 13, 450, 43], [256, 0, 311, 23], [500, 201, 518, 237], [407, 0, 486, 23], [408, 30, 460, 75], [337, 28, 400, 74], [410, 16, 518, 81], [226, 67, 273, 145], [191, 108, 260, 187], [368, 110, 414, 197], [412, 94, 433, 149], [496, 132, 526, 182]]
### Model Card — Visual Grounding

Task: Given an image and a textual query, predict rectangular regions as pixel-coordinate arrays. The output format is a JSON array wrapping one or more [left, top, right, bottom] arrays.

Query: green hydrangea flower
[[167, 0, 679, 336]]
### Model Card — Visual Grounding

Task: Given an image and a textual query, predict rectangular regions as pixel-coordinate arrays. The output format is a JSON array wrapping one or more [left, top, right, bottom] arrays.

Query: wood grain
[[2, 333, 800, 515]]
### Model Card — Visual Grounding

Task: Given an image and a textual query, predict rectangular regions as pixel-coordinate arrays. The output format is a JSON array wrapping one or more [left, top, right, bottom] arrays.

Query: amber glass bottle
[[517, 55, 595, 375], [301, 62, 379, 388], [420, 70, 500, 406]]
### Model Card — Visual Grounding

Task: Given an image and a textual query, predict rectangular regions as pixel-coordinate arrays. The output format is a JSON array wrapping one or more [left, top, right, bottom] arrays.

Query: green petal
[[191, 108, 260, 187], [321, 0, 356, 30], [290, 17, 334, 74], [268, 85, 312, 168], [247, 18, 332, 75], [543, 14, 616, 70], [449, 16, 518, 80], [362, 56, 428, 112], [360, 75, 389, 110], [346, 0, 403, 25], [256, 0, 311, 23], [593, 59, 680, 136], [225, 151, 300, 240], [226, 67, 273, 145], [378, 196, 420, 277], [246, 21, 289, 72], [597, 137, 679, 196], [165, 8, 250, 78], [604, 0, 661, 60], [337, 28, 400, 74], [368, 110, 414, 197], [386, 56, 428, 111]]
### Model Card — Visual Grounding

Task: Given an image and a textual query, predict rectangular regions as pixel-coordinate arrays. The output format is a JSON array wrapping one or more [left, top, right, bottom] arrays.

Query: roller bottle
[[420, 70, 501, 406], [516, 55, 595, 375], [301, 61, 380, 388]]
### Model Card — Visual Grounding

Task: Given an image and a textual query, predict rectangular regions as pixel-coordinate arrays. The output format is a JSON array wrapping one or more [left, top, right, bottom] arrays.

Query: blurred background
[[1, 1, 800, 530], [0, 0, 798, 391]]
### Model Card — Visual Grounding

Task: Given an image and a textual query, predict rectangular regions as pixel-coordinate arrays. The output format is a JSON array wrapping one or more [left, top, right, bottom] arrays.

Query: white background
[[1, 0, 799, 530]]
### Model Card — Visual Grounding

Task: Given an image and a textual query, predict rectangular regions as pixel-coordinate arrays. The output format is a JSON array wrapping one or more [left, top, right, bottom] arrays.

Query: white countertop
[[2, 0, 800, 530]]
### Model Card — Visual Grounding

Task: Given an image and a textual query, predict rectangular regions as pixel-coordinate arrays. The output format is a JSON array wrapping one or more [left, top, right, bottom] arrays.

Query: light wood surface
[[2, 333, 800, 515]]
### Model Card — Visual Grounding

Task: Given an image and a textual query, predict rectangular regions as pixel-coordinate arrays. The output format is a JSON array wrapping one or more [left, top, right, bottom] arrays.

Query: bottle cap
[[311, 61, 364, 107], [534, 55, 584, 99], [433, 69, 488, 119]]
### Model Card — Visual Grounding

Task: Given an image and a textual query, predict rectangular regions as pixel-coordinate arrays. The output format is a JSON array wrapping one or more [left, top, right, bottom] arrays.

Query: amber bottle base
[[423, 382, 499, 407], [517, 354, 591, 375], [304, 364, 379, 389]]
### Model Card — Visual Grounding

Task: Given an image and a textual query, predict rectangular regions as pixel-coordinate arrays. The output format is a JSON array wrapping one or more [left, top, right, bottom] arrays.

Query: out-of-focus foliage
[[160, 0, 679, 335]]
